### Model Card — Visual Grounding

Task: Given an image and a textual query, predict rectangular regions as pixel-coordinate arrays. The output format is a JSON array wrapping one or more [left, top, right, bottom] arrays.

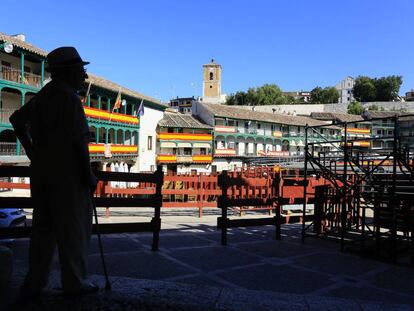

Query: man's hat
[[47, 47, 89, 69]]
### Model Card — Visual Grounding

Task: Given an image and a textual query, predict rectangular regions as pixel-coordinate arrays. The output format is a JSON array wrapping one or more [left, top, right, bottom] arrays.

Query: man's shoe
[[63, 283, 99, 299]]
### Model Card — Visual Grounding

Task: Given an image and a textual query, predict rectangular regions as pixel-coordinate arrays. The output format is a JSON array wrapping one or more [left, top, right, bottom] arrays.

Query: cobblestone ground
[[1, 208, 413, 310]]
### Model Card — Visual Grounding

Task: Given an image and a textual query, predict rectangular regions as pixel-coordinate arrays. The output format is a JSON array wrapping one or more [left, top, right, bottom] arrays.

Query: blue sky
[[2, 0, 413, 102]]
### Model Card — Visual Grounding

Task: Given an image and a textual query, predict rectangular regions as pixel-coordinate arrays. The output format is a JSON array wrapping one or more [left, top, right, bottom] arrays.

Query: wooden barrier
[[0, 166, 329, 221], [217, 170, 281, 246], [0, 165, 164, 251]]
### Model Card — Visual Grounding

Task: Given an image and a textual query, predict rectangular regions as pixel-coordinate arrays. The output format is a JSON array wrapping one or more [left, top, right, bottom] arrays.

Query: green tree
[[310, 87, 323, 104], [225, 91, 248, 105], [225, 83, 289, 105], [310, 86, 339, 104], [353, 75, 403, 102], [353, 76, 377, 102], [322, 87, 340, 104], [374, 75, 403, 101], [347, 101, 364, 115]]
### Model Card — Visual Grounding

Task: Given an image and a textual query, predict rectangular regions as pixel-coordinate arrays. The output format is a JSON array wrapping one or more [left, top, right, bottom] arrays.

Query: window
[[200, 148, 206, 155], [209, 85, 212, 88], [257, 123, 261, 130], [168, 128, 174, 133], [147, 136, 153, 150], [209, 72, 214, 80], [184, 148, 192, 155]]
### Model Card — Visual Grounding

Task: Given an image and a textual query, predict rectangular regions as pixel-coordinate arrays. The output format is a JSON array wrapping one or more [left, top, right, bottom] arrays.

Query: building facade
[[156, 111, 213, 173], [201, 59, 225, 104], [169, 96, 196, 114], [193, 102, 342, 171], [336, 76, 355, 104], [406, 90, 414, 101]]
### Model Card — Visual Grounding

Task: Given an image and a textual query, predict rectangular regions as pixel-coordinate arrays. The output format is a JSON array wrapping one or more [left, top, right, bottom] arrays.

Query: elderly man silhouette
[[10, 47, 99, 299]]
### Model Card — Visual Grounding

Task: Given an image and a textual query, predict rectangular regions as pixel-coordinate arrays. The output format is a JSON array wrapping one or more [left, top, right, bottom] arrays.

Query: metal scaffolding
[[301, 115, 414, 264]]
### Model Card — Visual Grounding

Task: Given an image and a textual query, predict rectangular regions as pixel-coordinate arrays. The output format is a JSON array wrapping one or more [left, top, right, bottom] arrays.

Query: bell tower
[[202, 59, 222, 103]]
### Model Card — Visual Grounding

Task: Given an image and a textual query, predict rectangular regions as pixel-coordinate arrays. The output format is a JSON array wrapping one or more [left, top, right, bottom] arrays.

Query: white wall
[[238, 104, 327, 115], [212, 159, 243, 172], [236, 101, 414, 116], [176, 164, 211, 174], [137, 106, 164, 172], [193, 101, 214, 125]]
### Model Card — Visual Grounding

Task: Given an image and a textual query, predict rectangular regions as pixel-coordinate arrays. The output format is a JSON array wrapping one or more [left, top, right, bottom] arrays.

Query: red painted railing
[[0, 167, 336, 218]]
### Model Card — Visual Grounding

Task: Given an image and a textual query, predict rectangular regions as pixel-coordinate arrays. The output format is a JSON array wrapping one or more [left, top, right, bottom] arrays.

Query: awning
[[177, 142, 192, 148], [160, 142, 176, 148], [193, 143, 212, 148]]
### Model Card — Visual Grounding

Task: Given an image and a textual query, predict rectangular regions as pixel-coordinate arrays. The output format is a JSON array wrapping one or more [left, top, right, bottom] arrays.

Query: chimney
[[11, 34, 26, 42]]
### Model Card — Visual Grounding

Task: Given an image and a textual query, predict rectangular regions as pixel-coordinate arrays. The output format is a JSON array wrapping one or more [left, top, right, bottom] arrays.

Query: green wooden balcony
[[1, 66, 42, 89]]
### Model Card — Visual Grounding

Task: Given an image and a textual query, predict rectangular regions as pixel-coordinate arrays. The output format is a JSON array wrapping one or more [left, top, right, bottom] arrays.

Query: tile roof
[[86, 74, 163, 105], [363, 111, 400, 119], [199, 103, 330, 127], [0, 33, 47, 57], [310, 112, 364, 123], [364, 111, 414, 121], [159, 112, 212, 129]]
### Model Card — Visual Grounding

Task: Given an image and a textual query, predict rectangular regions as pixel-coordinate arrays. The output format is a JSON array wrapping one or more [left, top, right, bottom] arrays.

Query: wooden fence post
[[273, 176, 281, 240], [218, 170, 228, 246], [152, 165, 163, 251]]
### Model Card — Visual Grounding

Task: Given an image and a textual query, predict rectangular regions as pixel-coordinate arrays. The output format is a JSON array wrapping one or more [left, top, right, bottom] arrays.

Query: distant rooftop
[[310, 112, 364, 123], [199, 103, 332, 127], [159, 111, 212, 129]]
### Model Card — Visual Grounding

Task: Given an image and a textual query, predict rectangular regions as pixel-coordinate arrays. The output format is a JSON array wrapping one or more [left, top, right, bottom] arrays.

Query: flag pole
[[83, 80, 92, 105], [109, 87, 121, 122]]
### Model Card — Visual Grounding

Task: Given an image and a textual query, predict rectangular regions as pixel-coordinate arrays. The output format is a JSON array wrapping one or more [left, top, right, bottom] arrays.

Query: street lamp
[[0, 42, 14, 53]]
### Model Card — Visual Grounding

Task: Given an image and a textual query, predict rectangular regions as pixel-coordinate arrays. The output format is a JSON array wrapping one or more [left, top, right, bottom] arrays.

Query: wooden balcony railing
[[157, 154, 213, 163], [0, 66, 42, 88], [0, 142, 17, 156]]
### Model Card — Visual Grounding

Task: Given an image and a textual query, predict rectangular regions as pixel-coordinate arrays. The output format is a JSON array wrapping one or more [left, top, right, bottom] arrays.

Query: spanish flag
[[113, 89, 122, 111]]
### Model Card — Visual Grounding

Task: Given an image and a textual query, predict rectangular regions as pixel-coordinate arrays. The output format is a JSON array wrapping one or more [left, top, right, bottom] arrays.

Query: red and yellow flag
[[113, 89, 122, 110]]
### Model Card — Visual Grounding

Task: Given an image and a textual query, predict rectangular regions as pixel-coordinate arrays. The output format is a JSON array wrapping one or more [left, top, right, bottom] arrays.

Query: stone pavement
[[1, 208, 414, 310]]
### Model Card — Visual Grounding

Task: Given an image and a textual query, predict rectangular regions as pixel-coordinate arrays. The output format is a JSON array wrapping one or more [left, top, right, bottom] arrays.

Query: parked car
[[0, 208, 26, 243]]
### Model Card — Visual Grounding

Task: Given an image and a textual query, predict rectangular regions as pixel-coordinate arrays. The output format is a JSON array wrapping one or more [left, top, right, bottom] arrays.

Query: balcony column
[[123, 101, 127, 114], [105, 128, 109, 144], [107, 99, 111, 112], [87, 94, 91, 107], [95, 127, 99, 143], [98, 96, 101, 109], [20, 52, 25, 84], [122, 130, 125, 144], [114, 130, 118, 144], [41, 60, 45, 86], [16, 91, 25, 155]]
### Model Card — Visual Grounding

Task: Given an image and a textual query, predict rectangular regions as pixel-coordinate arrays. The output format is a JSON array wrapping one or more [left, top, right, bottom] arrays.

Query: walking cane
[[91, 192, 112, 291]]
